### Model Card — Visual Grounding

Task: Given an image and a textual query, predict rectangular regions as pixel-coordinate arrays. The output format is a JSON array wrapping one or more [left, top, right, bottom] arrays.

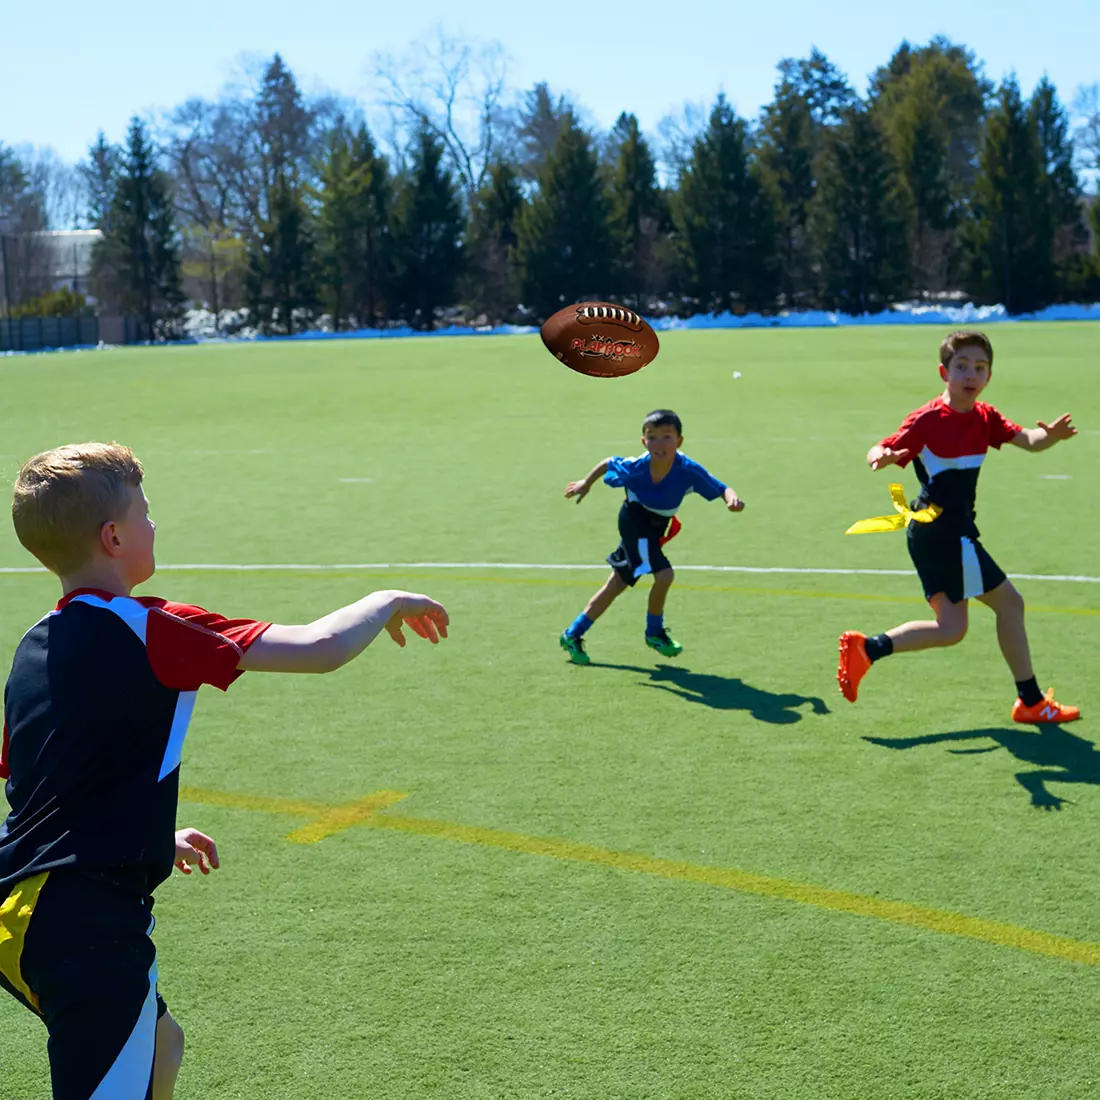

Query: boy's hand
[[175, 828, 219, 876], [870, 446, 911, 471], [725, 490, 745, 512], [564, 480, 591, 502], [385, 593, 449, 647], [1037, 413, 1076, 442]]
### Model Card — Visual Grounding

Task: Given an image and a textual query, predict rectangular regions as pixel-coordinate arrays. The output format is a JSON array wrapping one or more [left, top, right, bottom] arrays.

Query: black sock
[[1015, 677, 1043, 707], [864, 633, 894, 663]]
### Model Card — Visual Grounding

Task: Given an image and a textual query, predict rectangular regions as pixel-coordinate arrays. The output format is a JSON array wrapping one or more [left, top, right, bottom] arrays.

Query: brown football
[[539, 301, 660, 378]]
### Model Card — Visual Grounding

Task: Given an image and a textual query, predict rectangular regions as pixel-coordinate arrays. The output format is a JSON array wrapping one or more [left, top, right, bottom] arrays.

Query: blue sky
[[4, 0, 1098, 164]]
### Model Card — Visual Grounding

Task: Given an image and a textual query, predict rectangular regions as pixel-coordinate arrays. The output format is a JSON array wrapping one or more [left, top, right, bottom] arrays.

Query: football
[[540, 302, 660, 378]]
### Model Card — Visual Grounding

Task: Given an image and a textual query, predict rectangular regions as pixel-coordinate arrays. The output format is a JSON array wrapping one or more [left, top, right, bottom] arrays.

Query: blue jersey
[[604, 452, 727, 516]]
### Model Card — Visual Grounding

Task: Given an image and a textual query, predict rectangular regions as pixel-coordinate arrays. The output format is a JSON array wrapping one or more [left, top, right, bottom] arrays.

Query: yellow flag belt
[[846, 483, 943, 535]]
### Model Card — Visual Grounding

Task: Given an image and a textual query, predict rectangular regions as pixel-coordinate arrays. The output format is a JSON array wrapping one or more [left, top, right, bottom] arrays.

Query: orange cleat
[[1011, 689, 1081, 724], [837, 631, 872, 703]]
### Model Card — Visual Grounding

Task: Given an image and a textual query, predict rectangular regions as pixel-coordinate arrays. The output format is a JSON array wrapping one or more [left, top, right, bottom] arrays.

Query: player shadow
[[588, 662, 831, 725], [864, 725, 1100, 811]]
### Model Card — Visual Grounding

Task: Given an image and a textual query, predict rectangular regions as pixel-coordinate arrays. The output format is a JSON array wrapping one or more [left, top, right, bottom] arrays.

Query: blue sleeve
[[604, 456, 637, 489], [687, 458, 727, 501]]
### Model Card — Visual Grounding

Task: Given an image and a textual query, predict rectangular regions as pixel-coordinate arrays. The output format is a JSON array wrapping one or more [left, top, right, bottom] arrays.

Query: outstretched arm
[[237, 590, 448, 674], [1010, 413, 1077, 452], [866, 443, 912, 471], [565, 458, 611, 503]]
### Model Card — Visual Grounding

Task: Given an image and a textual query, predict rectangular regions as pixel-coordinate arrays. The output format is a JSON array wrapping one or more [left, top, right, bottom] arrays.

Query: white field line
[[1, 561, 1098, 583]]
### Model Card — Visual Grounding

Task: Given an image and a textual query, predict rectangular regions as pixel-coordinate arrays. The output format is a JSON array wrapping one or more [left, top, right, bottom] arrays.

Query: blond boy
[[0, 443, 448, 1099]]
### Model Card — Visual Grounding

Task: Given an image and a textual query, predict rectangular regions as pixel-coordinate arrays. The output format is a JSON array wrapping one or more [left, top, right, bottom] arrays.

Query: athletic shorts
[[907, 522, 1007, 604], [0, 869, 167, 1099], [608, 501, 673, 587]]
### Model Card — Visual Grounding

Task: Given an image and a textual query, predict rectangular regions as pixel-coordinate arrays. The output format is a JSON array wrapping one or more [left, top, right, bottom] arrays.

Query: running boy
[[0, 442, 449, 1099], [559, 409, 744, 664], [836, 331, 1079, 722]]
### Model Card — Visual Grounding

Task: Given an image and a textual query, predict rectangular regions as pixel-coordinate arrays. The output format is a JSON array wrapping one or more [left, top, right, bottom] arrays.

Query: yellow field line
[[179, 786, 1100, 967]]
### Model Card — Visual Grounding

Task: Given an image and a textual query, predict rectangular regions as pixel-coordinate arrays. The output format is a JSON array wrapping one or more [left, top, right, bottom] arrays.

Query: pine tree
[[963, 77, 1053, 313], [246, 172, 318, 334], [463, 160, 524, 323], [316, 121, 392, 330], [757, 80, 816, 306], [516, 83, 571, 182], [606, 113, 666, 308], [515, 113, 614, 320], [79, 133, 119, 232], [92, 119, 183, 335], [870, 38, 990, 293], [390, 128, 464, 330], [675, 95, 779, 313], [811, 105, 910, 313], [1029, 77, 1085, 288]]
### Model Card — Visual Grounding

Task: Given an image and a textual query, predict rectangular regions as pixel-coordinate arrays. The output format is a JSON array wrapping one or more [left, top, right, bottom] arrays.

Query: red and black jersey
[[0, 589, 269, 896], [880, 395, 1022, 536]]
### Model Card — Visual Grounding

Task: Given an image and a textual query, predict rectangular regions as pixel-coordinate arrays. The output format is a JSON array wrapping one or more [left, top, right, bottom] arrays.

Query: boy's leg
[[645, 568, 684, 657], [20, 871, 162, 1100], [153, 1009, 185, 1099], [977, 580, 1081, 722], [838, 594, 967, 702], [585, 571, 629, 621]]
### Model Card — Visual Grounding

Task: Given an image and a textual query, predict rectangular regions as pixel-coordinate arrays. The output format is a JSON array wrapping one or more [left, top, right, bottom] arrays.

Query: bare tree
[[655, 100, 708, 183], [374, 27, 511, 195], [1072, 84, 1100, 174]]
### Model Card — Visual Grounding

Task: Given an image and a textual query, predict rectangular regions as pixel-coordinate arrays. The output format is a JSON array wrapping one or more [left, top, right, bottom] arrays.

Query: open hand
[[1037, 413, 1076, 442], [564, 480, 590, 503], [175, 828, 219, 875], [870, 447, 911, 471], [386, 593, 449, 647]]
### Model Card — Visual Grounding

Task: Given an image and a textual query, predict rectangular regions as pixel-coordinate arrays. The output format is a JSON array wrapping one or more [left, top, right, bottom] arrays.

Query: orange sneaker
[[837, 631, 872, 703], [1011, 689, 1080, 724]]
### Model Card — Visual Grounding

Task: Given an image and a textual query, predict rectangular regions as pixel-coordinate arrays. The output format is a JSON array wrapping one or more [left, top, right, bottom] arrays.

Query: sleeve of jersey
[[688, 460, 727, 501], [603, 456, 633, 488], [988, 407, 1023, 448], [878, 409, 928, 467], [0, 722, 9, 781], [146, 604, 272, 692]]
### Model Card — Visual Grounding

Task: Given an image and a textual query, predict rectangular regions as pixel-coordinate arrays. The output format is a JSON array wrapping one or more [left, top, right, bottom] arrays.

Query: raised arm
[[1009, 413, 1076, 453], [237, 590, 448, 674], [564, 458, 612, 503]]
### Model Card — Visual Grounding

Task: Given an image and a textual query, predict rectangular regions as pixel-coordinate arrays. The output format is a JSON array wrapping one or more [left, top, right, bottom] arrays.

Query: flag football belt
[[845, 483, 943, 535]]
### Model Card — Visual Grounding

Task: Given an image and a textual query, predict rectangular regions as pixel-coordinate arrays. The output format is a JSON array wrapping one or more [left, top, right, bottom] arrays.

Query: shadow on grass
[[864, 725, 1100, 810], [588, 662, 831, 725]]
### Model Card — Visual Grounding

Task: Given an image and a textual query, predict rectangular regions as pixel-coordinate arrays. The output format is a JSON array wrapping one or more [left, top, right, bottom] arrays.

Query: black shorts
[[607, 500, 673, 587], [907, 522, 1007, 604], [0, 869, 167, 1100]]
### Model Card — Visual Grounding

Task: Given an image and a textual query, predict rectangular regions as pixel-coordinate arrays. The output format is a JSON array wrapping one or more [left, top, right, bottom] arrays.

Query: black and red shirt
[[880, 395, 1022, 537], [0, 590, 269, 896]]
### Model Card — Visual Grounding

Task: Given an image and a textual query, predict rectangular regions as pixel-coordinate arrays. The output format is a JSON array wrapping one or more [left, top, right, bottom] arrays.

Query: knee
[[655, 567, 674, 587], [1000, 587, 1025, 619], [938, 617, 967, 646]]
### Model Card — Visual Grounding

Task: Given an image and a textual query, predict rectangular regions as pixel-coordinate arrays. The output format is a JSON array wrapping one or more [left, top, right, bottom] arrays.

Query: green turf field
[[1, 323, 1098, 1098]]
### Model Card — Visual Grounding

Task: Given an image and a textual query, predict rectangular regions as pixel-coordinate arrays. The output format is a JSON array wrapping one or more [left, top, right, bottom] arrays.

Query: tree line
[[2, 37, 1100, 334]]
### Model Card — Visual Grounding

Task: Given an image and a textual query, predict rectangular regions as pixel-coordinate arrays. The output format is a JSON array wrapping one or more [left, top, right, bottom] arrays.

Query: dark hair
[[642, 409, 682, 435], [940, 330, 993, 369]]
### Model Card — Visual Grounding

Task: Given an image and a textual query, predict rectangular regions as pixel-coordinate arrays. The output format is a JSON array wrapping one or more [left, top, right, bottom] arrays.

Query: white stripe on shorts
[[960, 536, 984, 599], [89, 955, 159, 1098], [634, 537, 652, 579]]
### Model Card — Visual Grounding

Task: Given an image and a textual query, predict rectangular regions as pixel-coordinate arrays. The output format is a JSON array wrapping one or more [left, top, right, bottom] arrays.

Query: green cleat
[[560, 631, 591, 665], [645, 628, 683, 658]]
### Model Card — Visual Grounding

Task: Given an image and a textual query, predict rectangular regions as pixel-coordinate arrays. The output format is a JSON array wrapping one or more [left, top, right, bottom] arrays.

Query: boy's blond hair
[[12, 443, 144, 575], [940, 330, 994, 369]]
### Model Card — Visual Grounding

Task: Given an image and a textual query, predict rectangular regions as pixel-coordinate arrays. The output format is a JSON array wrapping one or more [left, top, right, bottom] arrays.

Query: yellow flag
[[846, 483, 943, 535]]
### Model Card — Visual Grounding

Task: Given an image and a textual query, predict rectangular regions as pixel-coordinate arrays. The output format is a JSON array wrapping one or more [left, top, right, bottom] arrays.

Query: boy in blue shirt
[[559, 409, 744, 664]]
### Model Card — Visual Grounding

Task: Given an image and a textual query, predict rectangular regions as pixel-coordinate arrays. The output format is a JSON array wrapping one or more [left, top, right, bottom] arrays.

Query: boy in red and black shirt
[[836, 330, 1080, 723], [0, 442, 449, 1099]]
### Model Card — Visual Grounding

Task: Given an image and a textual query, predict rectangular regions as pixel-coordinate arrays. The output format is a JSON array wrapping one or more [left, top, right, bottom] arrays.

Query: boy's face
[[641, 423, 683, 461], [111, 484, 156, 586], [940, 345, 991, 405]]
